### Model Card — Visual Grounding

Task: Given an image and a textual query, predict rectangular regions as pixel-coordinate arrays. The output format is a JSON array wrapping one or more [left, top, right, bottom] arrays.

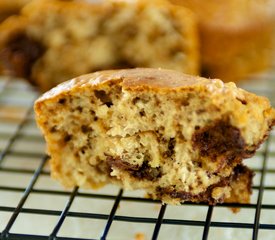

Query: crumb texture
[[35, 68, 275, 204]]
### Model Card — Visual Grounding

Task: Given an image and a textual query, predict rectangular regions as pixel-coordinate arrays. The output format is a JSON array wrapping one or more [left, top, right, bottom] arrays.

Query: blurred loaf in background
[[0, 0, 274, 91], [0, 0, 199, 92], [169, 0, 275, 81]]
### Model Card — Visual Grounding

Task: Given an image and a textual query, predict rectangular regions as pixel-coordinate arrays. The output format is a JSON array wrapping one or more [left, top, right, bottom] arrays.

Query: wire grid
[[0, 73, 274, 240]]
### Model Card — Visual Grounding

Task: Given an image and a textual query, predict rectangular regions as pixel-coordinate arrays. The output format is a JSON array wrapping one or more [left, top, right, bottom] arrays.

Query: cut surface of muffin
[[35, 68, 275, 204]]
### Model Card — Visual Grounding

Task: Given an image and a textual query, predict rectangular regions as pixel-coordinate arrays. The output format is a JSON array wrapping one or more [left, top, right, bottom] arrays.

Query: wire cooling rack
[[0, 72, 275, 240]]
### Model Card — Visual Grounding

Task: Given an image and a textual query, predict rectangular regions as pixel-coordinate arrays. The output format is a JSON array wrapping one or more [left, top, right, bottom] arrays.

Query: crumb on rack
[[135, 232, 145, 240]]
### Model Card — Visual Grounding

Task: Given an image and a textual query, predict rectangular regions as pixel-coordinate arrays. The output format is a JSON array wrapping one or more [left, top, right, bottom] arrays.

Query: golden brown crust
[[0, 0, 199, 91], [36, 68, 275, 108], [36, 68, 213, 101]]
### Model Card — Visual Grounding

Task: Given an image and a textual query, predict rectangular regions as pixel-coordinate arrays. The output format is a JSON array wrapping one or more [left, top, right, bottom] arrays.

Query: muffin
[[0, 0, 199, 92], [170, 0, 275, 81], [35, 68, 275, 204]]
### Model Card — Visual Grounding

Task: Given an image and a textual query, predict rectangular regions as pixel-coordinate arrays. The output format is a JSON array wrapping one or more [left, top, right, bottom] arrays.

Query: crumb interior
[[42, 80, 248, 203]]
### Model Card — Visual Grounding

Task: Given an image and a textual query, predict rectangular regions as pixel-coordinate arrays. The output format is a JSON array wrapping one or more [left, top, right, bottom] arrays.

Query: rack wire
[[0, 72, 275, 240]]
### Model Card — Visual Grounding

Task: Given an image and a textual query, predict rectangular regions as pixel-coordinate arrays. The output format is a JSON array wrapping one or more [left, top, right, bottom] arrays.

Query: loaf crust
[[170, 0, 275, 82], [0, 0, 199, 92], [35, 68, 275, 204]]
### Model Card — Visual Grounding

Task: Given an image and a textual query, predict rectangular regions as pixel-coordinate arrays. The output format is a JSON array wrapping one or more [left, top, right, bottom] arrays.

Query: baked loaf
[[0, 0, 31, 22], [0, 0, 199, 92], [169, 0, 275, 82], [35, 68, 275, 204]]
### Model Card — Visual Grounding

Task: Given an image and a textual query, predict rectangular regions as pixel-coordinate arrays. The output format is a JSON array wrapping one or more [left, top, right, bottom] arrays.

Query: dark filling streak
[[191, 119, 254, 174], [192, 120, 245, 158], [0, 33, 44, 81], [157, 164, 251, 205], [132, 161, 162, 181], [107, 156, 140, 171], [191, 119, 258, 177], [106, 156, 162, 181], [157, 178, 230, 205]]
